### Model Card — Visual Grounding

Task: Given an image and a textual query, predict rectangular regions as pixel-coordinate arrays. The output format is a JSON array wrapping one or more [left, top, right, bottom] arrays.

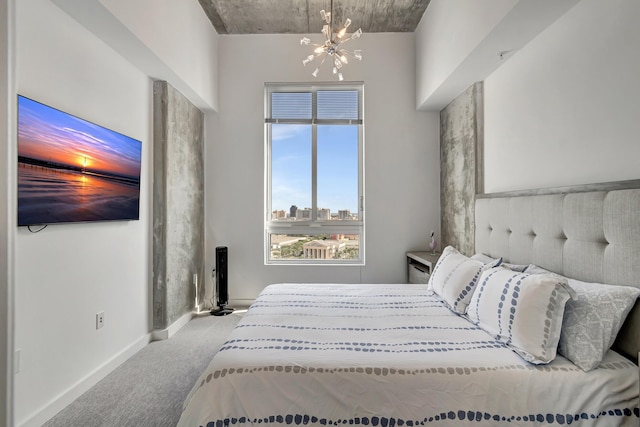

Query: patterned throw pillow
[[428, 246, 499, 314], [467, 267, 574, 364], [558, 279, 640, 371]]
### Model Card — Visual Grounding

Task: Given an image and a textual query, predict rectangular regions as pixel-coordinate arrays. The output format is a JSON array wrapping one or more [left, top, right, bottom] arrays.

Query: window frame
[[264, 82, 365, 266]]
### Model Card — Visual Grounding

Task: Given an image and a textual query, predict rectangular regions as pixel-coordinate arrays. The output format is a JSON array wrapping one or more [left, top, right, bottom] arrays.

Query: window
[[265, 83, 364, 265]]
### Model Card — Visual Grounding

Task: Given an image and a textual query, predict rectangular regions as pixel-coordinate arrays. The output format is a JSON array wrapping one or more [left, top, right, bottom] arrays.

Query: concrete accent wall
[[153, 80, 205, 330], [439, 82, 483, 256]]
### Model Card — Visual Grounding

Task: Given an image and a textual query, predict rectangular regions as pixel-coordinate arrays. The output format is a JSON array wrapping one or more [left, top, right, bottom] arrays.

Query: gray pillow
[[558, 278, 640, 371], [527, 264, 640, 371]]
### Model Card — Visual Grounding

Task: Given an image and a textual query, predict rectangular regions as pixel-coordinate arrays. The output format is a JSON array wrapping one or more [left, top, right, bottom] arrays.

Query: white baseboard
[[20, 311, 197, 427], [19, 333, 152, 427], [151, 311, 194, 341]]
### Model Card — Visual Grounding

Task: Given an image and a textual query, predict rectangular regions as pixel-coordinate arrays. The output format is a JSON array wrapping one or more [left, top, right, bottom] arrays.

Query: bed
[[178, 185, 640, 426]]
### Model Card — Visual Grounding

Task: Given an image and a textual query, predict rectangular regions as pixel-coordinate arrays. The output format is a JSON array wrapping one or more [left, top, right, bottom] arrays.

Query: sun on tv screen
[[17, 95, 142, 226]]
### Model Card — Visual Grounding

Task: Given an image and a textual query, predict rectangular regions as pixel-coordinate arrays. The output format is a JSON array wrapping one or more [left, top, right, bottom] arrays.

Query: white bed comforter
[[178, 284, 639, 426]]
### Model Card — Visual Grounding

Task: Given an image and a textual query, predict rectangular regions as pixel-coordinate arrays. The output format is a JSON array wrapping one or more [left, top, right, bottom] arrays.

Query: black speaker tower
[[211, 246, 234, 316]]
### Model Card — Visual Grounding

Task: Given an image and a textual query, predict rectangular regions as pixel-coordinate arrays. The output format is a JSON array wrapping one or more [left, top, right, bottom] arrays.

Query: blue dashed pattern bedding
[[178, 284, 639, 426]]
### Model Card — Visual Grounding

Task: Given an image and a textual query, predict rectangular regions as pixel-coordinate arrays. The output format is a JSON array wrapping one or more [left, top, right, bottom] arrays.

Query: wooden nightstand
[[406, 251, 441, 284]]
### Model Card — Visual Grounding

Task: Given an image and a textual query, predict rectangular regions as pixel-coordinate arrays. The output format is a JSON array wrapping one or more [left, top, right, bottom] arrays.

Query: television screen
[[17, 95, 142, 226]]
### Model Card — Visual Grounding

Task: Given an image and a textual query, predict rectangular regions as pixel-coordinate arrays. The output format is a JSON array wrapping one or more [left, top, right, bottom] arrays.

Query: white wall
[[14, 0, 152, 425], [415, 0, 517, 109], [484, 0, 640, 192], [206, 33, 440, 304], [1, 0, 15, 424], [51, 0, 219, 112], [99, 0, 219, 111], [415, 0, 582, 111]]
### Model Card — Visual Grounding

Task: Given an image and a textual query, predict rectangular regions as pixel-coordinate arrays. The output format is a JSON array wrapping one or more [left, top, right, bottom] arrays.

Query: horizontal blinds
[[317, 90, 359, 120], [268, 87, 361, 121], [271, 92, 312, 119]]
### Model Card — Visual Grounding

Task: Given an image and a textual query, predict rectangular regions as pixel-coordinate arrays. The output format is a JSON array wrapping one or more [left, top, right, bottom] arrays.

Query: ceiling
[[197, 0, 432, 35]]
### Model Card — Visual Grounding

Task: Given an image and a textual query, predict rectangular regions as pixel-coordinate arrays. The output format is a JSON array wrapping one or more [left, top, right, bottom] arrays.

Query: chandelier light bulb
[[312, 68, 319, 78], [338, 72, 344, 81], [340, 54, 348, 64], [302, 54, 315, 66], [337, 19, 352, 39], [314, 46, 325, 54]]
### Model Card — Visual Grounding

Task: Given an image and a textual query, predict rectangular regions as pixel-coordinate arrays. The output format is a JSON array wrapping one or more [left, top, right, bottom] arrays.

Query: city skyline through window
[[271, 124, 358, 220], [265, 83, 364, 264]]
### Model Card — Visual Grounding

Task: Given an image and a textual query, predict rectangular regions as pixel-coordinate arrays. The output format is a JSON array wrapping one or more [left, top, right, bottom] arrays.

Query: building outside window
[[264, 83, 364, 265]]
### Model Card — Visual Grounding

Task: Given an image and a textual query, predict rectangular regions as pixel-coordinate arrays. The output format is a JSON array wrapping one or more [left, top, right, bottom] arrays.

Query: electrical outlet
[[96, 312, 105, 329]]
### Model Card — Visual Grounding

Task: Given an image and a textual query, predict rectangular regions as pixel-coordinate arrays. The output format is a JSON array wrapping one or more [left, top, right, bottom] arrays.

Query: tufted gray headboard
[[475, 183, 640, 362]]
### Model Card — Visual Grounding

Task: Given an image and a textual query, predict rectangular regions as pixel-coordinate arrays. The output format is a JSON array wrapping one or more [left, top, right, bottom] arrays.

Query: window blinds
[[269, 89, 361, 122]]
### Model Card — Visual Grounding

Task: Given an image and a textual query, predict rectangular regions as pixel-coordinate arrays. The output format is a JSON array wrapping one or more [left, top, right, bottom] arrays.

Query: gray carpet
[[44, 311, 243, 427]]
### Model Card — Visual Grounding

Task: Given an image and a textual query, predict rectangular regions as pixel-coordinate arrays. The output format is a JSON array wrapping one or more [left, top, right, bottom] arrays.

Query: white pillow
[[558, 279, 640, 371], [467, 267, 574, 364], [428, 246, 498, 314]]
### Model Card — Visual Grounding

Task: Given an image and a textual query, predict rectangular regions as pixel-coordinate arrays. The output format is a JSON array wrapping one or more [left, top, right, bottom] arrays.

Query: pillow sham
[[470, 253, 495, 264], [526, 264, 640, 370], [502, 263, 529, 273], [558, 279, 640, 371], [471, 253, 527, 272], [428, 246, 499, 314], [524, 264, 553, 275], [467, 267, 574, 364]]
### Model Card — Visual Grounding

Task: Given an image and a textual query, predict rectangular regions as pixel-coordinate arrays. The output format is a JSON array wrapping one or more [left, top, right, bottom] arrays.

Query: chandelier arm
[[340, 32, 358, 44], [337, 49, 353, 58], [340, 49, 362, 62]]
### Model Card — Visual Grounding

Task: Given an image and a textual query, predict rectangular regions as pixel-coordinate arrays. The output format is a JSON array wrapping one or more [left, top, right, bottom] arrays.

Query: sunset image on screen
[[17, 95, 142, 226]]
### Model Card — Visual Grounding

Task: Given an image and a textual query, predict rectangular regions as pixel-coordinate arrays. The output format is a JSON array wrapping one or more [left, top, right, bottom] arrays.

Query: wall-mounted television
[[17, 95, 142, 226]]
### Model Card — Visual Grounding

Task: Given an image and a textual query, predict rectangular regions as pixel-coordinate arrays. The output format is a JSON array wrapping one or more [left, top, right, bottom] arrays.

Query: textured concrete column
[[439, 82, 484, 256], [153, 80, 205, 331]]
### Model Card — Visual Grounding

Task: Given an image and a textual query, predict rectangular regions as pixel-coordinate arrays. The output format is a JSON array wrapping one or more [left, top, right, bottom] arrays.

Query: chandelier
[[300, 0, 363, 81]]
